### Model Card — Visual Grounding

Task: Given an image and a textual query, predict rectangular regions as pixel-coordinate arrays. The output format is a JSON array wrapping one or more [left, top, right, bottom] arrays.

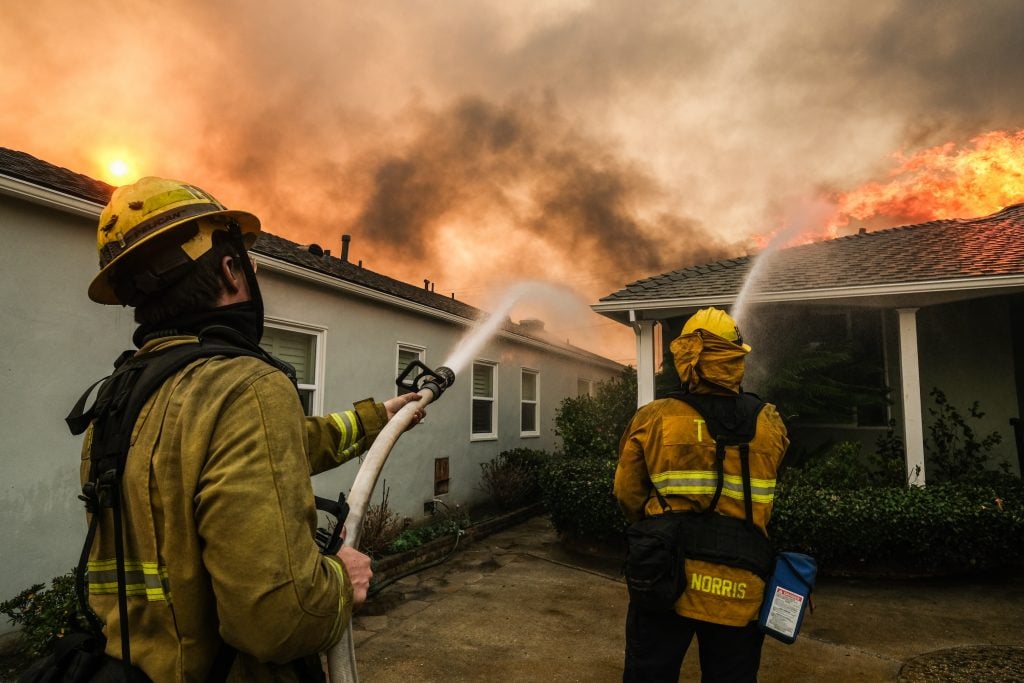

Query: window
[[471, 361, 497, 439], [261, 322, 324, 415], [521, 369, 539, 436], [577, 378, 595, 397], [766, 309, 888, 427], [396, 343, 425, 393]]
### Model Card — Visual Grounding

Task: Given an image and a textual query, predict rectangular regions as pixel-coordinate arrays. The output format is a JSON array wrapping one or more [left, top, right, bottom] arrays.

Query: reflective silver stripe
[[650, 470, 776, 504], [331, 411, 364, 461], [87, 559, 170, 602]]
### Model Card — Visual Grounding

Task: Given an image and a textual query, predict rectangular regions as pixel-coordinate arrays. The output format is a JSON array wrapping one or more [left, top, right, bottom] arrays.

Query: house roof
[[0, 146, 620, 369], [594, 204, 1024, 323]]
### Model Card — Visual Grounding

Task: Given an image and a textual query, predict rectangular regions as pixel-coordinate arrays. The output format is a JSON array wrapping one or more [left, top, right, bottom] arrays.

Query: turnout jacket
[[615, 395, 788, 627], [79, 335, 388, 682]]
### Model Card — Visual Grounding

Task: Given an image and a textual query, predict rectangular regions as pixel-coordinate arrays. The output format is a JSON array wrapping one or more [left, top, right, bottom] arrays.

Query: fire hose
[[325, 362, 455, 683]]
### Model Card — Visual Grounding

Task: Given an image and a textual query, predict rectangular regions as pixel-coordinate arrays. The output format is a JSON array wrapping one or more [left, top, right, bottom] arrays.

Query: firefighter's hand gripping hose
[[326, 363, 455, 683]]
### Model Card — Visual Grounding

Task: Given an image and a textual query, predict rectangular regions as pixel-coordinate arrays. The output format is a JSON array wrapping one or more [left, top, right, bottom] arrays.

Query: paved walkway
[[352, 515, 1024, 682]]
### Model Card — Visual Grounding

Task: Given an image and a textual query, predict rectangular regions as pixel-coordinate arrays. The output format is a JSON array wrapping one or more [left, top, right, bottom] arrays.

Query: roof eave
[[592, 274, 1024, 324]]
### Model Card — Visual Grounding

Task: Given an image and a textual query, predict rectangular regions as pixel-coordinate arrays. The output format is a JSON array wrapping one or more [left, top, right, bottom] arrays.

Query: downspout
[[897, 308, 926, 485], [630, 310, 655, 408]]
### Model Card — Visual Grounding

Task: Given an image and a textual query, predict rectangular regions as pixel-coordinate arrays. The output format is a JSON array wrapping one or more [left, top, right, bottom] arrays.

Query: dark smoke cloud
[[350, 96, 737, 294]]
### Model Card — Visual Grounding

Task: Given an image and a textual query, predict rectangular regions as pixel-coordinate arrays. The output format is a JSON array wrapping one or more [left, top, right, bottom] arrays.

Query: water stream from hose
[[441, 280, 586, 376], [730, 200, 831, 327]]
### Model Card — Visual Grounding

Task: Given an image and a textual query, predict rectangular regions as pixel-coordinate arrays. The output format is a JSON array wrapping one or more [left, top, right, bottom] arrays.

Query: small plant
[[385, 502, 469, 555], [479, 448, 547, 510], [0, 570, 87, 663], [358, 484, 405, 558], [926, 388, 1004, 481]]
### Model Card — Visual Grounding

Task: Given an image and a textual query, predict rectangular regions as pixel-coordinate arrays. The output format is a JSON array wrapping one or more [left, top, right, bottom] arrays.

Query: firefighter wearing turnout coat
[[74, 177, 422, 681], [615, 308, 789, 682]]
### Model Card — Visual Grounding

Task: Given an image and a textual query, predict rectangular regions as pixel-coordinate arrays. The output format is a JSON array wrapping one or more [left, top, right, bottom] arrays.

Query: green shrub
[[479, 448, 548, 510], [539, 455, 626, 542], [0, 570, 87, 662], [555, 368, 637, 460], [770, 475, 1024, 575], [781, 437, 906, 490]]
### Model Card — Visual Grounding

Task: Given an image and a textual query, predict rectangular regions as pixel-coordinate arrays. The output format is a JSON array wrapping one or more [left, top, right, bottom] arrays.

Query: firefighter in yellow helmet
[[615, 307, 789, 682], [74, 177, 422, 681]]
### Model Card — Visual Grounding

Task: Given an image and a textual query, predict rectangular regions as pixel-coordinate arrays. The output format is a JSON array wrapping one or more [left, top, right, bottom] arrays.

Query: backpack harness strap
[[658, 391, 774, 578]]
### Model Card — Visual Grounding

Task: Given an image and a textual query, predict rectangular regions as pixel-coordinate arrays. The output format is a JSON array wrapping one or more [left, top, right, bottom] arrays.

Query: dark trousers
[[623, 602, 765, 682]]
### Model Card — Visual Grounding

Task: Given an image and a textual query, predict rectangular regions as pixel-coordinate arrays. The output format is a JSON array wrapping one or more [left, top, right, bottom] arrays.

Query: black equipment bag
[[23, 327, 284, 683], [624, 513, 687, 612]]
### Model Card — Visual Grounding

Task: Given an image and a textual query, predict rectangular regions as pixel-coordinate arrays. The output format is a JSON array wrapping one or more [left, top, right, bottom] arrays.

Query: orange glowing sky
[[4, 0, 1024, 364]]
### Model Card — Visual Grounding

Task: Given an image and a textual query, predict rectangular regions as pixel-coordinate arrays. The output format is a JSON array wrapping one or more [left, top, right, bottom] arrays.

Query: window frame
[[520, 367, 540, 437], [262, 317, 326, 416], [470, 359, 498, 441], [577, 377, 595, 397]]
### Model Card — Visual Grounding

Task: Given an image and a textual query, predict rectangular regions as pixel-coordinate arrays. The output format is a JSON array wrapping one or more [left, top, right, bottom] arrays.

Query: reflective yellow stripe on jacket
[[650, 470, 777, 504], [87, 558, 170, 602]]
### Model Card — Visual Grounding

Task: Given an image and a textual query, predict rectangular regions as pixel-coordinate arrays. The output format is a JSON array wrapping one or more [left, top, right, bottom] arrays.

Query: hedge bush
[[539, 455, 626, 543], [770, 475, 1024, 575]]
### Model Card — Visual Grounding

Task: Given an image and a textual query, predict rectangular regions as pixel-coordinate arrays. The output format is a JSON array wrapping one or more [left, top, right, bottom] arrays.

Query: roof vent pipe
[[341, 234, 351, 262]]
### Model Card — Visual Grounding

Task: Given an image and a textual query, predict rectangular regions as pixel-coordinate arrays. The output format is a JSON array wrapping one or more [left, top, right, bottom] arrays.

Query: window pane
[[577, 379, 591, 396], [472, 399, 493, 433], [262, 328, 314, 384], [398, 347, 421, 373], [522, 371, 537, 401], [521, 404, 536, 432], [473, 363, 493, 397]]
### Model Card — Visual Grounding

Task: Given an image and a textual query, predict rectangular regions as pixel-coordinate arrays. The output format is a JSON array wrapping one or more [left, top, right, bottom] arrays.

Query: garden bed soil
[[369, 503, 544, 584]]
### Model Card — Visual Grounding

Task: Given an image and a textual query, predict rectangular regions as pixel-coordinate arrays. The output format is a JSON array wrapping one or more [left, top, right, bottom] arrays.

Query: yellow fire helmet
[[681, 307, 752, 352], [88, 176, 260, 305]]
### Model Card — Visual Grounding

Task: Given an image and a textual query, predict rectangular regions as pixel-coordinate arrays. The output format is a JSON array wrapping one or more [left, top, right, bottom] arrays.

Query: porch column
[[897, 308, 926, 486], [631, 311, 656, 408]]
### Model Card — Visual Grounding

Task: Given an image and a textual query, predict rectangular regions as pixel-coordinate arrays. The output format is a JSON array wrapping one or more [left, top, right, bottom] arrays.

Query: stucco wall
[[0, 193, 620, 628], [0, 196, 137, 627]]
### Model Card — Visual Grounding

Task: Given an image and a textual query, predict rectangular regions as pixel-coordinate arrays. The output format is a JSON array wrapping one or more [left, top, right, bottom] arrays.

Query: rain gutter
[[0, 175, 104, 218]]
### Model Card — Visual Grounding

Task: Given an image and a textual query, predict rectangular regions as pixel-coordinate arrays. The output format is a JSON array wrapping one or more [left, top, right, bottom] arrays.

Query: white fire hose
[[325, 365, 454, 683]]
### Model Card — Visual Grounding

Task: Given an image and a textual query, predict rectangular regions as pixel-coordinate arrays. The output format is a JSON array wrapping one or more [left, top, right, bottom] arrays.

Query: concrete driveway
[[352, 515, 1024, 682]]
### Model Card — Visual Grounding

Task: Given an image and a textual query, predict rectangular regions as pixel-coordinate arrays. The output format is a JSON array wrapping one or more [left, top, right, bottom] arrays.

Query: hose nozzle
[[396, 361, 456, 399]]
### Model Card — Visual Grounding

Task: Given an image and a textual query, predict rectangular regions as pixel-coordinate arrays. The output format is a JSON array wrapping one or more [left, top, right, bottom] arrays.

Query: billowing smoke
[[348, 96, 737, 294]]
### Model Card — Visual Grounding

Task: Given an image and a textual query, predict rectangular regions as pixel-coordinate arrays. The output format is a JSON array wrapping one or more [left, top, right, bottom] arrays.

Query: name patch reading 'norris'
[[690, 573, 747, 598]]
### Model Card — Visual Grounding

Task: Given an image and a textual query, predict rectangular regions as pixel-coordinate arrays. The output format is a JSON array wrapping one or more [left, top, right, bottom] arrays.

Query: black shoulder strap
[[66, 334, 267, 673]]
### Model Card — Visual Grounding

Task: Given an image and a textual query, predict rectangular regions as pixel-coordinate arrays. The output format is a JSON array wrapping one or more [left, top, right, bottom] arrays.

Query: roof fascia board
[[592, 275, 1024, 314], [255, 254, 622, 370], [0, 175, 104, 218]]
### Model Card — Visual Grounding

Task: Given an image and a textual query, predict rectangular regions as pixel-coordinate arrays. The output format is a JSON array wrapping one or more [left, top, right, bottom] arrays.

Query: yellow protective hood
[[671, 330, 748, 395]]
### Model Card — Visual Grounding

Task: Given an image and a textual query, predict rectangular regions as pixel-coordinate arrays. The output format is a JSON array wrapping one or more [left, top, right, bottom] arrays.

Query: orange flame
[[830, 129, 1024, 233]]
